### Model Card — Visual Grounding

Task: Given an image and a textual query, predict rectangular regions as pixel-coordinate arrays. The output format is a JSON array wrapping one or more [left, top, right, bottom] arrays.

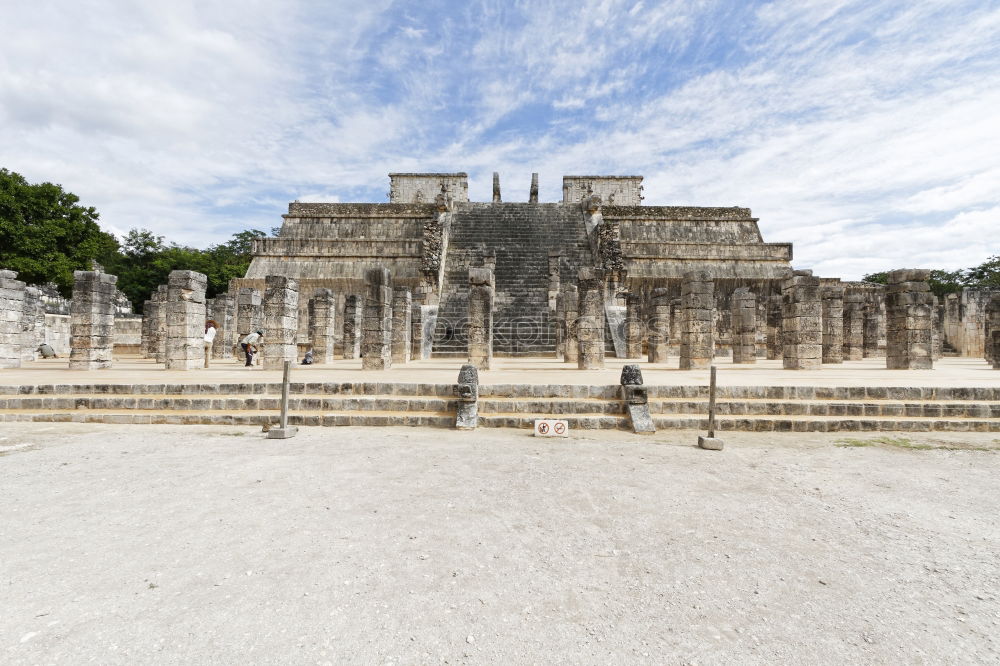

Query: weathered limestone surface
[[454, 364, 479, 429], [362, 268, 393, 371], [885, 269, 934, 370], [342, 295, 363, 360], [986, 295, 1000, 367], [782, 270, 822, 370], [863, 301, 880, 358], [932, 298, 943, 361], [212, 293, 236, 359], [529, 172, 539, 204], [821, 283, 845, 364], [152, 285, 168, 363], [548, 251, 561, 313], [620, 364, 655, 434], [70, 270, 119, 370], [262, 275, 299, 371], [731, 287, 757, 364], [766, 299, 782, 360], [647, 288, 671, 364], [576, 269, 605, 370], [309, 289, 336, 363], [20, 286, 44, 362], [391, 287, 412, 364], [164, 270, 207, 370], [467, 267, 494, 370], [843, 292, 864, 361], [624, 293, 643, 359], [943, 289, 1000, 357], [562, 284, 579, 364], [0, 270, 26, 368], [562, 176, 644, 206], [236, 287, 262, 344], [679, 271, 714, 370]]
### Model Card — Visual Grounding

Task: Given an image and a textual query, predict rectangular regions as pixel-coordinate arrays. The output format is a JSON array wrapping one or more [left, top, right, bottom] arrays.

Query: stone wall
[[391, 287, 412, 364], [943, 288, 1000, 357], [113, 316, 143, 355], [0, 270, 26, 368], [44, 314, 71, 356], [389, 173, 469, 204], [562, 176, 643, 206]]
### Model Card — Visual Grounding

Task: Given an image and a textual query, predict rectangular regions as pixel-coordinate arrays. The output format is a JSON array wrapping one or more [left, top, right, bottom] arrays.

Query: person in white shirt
[[240, 330, 263, 367], [204, 321, 218, 368]]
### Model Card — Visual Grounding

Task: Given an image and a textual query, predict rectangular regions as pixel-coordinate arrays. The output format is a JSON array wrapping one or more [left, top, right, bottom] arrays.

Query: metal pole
[[707, 365, 717, 438], [280, 360, 291, 430]]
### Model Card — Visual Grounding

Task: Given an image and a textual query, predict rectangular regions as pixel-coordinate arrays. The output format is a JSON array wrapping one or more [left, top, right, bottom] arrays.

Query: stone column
[[576, 268, 605, 370], [342, 294, 363, 360], [647, 288, 670, 363], [262, 275, 299, 371], [731, 287, 757, 364], [309, 288, 336, 363], [0, 270, 26, 368], [236, 287, 262, 345], [141, 299, 153, 358], [863, 299, 880, 358], [153, 285, 168, 363], [781, 270, 822, 370], [69, 270, 118, 370], [842, 292, 864, 361], [931, 298, 944, 361], [679, 271, 714, 370], [562, 284, 579, 364], [985, 295, 1000, 367], [20, 286, 43, 362], [885, 269, 934, 369], [467, 267, 494, 370], [362, 268, 393, 370], [164, 270, 207, 370], [548, 252, 561, 313], [213, 292, 236, 359], [391, 287, 412, 364], [623, 292, 643, 359], [765, 298, 782, 360], [529, 172, 539, 204], [821, 283, 844, 364]]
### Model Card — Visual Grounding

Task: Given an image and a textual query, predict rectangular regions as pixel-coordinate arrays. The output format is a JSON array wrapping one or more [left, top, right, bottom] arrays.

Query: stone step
[[2, 408, 996, 432]]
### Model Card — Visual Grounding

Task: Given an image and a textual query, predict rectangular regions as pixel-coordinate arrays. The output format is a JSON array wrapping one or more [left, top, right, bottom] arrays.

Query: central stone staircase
[[433, 203, 592, 357]]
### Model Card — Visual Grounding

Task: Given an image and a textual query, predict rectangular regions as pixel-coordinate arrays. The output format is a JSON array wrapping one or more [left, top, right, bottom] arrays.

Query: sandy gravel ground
[[2, 424, 999, 665]]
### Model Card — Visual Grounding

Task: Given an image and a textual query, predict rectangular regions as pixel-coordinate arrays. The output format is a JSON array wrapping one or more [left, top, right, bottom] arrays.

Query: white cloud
[[0, 0, 997, 278]]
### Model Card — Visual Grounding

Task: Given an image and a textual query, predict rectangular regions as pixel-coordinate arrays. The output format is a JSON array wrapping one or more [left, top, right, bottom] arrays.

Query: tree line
[[1, 168, 268, 312], [2, 167, 996, 313]]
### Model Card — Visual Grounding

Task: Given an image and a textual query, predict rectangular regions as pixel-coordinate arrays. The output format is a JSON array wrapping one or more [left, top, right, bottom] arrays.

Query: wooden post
[[698, 365, 723, 450], [267, 359, 298, 438], [707, 365, 717, 438]]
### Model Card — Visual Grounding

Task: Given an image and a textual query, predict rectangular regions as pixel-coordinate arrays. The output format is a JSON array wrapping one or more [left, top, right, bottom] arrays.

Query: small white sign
[[534, 419, 569, 437]]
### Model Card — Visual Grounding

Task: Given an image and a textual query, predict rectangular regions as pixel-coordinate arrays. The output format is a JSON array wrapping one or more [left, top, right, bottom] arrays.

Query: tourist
[[240, 330, 263, 367], [301, 349, 314, 365], [36, 343, 58, 358], [203, 320, 218, 368]]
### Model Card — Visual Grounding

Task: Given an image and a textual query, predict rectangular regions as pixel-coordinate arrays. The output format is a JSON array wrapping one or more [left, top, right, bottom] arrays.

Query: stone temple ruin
[[1, 172, 998, 432]]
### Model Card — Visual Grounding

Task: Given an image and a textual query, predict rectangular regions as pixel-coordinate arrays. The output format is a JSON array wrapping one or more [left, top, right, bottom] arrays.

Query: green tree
[[0, 168, 119, 296], [963, 255, 1000, 288], [862, 269, 963, 299]]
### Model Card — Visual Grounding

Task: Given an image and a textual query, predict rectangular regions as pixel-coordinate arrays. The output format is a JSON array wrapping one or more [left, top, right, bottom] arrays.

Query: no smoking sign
[[534, 419, 569, 437]]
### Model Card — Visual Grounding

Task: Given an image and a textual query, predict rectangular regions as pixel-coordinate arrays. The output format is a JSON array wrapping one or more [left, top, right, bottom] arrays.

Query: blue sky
[[2, 0, 998, 279]]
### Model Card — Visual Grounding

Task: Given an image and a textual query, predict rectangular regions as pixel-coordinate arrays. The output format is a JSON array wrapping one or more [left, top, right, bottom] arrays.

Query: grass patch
[[836, 436, 997, 452]]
